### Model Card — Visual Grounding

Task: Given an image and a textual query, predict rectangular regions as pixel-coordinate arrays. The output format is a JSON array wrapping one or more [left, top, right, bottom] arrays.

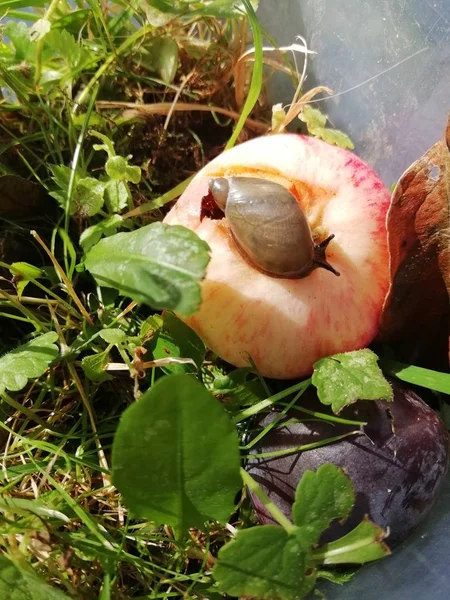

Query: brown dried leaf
[[377, 116, 450, 368]]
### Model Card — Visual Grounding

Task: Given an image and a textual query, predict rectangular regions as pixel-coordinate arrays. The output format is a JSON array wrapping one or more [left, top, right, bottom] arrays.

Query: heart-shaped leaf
[[112, 374, 241, 534], [378, 117, 450, 368], [85, 223, 211, 316]]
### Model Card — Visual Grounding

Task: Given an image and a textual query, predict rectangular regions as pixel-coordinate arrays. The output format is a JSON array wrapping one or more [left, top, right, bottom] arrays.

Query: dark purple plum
[[245, 380, 449, 548]]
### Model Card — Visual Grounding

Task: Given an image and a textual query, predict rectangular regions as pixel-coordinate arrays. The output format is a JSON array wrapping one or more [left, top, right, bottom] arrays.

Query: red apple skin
[[245, 381, 450, 548], [164, 134, 391, 379]]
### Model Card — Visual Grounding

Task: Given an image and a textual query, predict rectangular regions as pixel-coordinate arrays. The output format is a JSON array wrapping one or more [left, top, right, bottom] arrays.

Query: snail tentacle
[[312, 234, 340, 277]]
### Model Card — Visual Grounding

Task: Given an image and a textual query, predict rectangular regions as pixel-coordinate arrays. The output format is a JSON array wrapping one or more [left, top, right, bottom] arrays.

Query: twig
[[96, 101, 269, 134]]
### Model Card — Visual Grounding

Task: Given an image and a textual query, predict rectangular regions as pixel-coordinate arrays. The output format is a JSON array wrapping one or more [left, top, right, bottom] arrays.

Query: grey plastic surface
[[257, 0, 450, 187], [257, 1, 450, 597]]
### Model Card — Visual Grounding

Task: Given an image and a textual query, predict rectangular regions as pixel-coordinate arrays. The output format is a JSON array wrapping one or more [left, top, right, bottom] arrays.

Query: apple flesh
[[245, 381, 450, 548], [164, 134, 391, 379]]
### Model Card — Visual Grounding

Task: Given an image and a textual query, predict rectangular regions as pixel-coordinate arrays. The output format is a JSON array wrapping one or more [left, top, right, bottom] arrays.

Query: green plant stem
[[246, 430, 361, 459], [34, 0, 61, 87], [240, 468, 296, 534], [65, 83, 99, 236], [286, 404, 367, 427], [0, 288, 47, 332], [0, 261, 82, 319], [242, 387, 308, 450], [233, 380, 311, 424], [121, 176, 194, 219]]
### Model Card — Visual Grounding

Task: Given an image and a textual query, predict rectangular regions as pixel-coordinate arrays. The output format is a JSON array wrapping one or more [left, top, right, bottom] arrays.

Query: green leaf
[[299, 105, 354, 150], [213, 526, 316, 600], [316, 567, 357, 585], [213, 368, 266, 407], [299, 105, 327, 130], [0, 497, 69, 523], [4, 21, 32, 61], [81, 351, 113, 383], [79, 214, 124, 253], [10, 262, 42, 280], [99, 328, 126, 345], [112, 374, 241, 534], [139, 37, 179, 84], [42, 29, 92, 71], [292, 464, 355, 546], [104, 180, 129, 213], [225, 0, 263, 149], [105, 156, 141, 184], [381, 359, 450, 395], [84, 222, 211, 317], [91, 131, 116, 157], [0, 332, 59, 392], [0, 0, 47, 8], [313, 127, 355, 150], [312, 349, 393, 413], [313, 518, 391, 565], [10, 261, 43, 298], [0, 555, 70, 599], [151, 312, 205, 374], [145, 5, 174, 26], [73, 177, 105, 217], [139, 314, 163, 339], [49, 164, 74, 190]]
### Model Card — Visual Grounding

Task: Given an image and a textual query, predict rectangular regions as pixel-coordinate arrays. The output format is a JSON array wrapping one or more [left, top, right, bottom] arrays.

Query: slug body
[[208, 176, 339, 278]]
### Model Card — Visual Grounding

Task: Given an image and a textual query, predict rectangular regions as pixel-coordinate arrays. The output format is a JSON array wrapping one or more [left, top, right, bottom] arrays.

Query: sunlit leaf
[[213, 526, 316, 600], [312, 349, 393, 413], [79, 214, 124, 253], [72, 177, 105, 217], [313, 518, 390, 565], [292, 464, 355, 545], [81, 351, 113, 383], [112, 374, 241, 534], [0, 332, 59, 392], [85, 223, 211, 316]]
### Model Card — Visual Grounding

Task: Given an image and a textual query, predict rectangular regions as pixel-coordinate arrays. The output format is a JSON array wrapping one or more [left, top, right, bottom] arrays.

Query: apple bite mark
[[164, 134, 391, 379]]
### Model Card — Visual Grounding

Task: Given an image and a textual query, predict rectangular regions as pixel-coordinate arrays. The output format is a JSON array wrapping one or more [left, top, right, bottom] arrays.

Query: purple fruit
[[246, 380, 449, 548]]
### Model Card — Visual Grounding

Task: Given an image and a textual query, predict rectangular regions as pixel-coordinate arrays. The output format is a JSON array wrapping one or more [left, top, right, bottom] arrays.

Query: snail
[[208, 176, 340, 278]]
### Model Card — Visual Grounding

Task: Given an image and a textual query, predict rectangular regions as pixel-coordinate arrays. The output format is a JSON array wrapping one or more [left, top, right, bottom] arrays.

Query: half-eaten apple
[[164, 134, 391, 379]]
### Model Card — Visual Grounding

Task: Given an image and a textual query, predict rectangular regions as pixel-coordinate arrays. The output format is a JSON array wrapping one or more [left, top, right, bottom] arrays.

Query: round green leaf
[[73, 177, 105, 217], [112, 374, 241, 534]]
